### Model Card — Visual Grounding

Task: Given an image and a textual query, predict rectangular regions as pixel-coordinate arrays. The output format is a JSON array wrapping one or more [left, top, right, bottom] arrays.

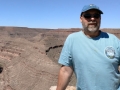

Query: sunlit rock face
[[49, 86, 76, 90], [0, 26, 120, 90]]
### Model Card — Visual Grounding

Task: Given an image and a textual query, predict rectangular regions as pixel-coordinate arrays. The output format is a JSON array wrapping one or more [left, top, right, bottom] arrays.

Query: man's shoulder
[[68, 31, 82, 38], [101, 31, 117, 37], [101, 31, 119, 40]]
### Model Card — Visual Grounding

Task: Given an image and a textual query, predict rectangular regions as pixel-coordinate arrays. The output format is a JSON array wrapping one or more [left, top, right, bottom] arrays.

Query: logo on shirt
[[105, 46, 115, 59]]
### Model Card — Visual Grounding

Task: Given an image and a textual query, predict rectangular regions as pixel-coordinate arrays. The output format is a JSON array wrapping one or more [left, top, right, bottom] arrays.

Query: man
[[56, 4, 120, 90]]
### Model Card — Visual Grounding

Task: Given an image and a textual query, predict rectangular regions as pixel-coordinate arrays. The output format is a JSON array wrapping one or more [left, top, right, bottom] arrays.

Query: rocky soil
[[0, 26, 120, 90]]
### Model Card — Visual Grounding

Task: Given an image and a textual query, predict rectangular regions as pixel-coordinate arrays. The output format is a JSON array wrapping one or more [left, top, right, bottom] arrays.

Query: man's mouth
[[88, 22, 96, 25], [88, 22, 97, 26]]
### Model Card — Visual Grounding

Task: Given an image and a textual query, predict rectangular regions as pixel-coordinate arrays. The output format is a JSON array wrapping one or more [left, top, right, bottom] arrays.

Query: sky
[[0, 0, 119, 29]]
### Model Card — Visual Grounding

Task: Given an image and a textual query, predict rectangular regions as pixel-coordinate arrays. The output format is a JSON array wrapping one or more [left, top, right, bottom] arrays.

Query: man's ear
[[80, 17, 82, 23]]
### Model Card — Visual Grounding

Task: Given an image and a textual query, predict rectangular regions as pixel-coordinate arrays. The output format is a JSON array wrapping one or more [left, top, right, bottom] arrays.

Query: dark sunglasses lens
[[94, 14, 100, 18], [83, 14, 100, 19], [83, 14, 91, 19]]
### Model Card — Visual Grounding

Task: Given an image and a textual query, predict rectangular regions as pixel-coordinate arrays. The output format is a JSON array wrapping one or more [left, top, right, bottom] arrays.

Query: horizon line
[[0, 26, 120, 30]]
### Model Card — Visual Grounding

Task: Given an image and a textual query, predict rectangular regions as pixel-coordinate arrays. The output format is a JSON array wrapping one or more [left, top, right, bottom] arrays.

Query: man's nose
[[90, 17, 95, 20]]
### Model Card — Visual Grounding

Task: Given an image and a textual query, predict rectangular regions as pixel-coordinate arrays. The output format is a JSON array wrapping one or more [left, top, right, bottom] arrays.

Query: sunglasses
[[83, 13, 101, 19]]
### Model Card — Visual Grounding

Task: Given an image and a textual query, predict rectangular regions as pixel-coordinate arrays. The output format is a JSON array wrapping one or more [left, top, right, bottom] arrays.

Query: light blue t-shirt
[[58, 31, 120, 90]]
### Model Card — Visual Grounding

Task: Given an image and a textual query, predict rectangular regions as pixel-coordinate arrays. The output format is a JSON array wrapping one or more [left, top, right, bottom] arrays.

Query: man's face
[[80, 9, 101, 33]]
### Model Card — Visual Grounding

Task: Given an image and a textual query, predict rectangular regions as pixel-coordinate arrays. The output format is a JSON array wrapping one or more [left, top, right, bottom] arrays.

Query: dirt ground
[[0, 27, 120, 90]]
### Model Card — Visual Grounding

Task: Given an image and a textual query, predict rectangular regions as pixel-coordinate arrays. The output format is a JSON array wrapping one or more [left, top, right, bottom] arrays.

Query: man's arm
[[56, 65, 73, 90], [117, 66, 120, 90]]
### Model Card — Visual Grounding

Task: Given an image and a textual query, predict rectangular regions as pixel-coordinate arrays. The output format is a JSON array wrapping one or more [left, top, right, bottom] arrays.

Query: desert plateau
[[0, 26, 120, 90]]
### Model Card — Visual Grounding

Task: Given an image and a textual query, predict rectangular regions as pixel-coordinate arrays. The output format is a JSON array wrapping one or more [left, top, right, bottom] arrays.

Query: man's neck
[[83, 30, 101, 38]]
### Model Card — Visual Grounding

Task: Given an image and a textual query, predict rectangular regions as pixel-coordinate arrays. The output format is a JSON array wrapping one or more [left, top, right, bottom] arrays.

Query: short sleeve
[[118, 40, 120, 64], [58, 35, 73, 66]]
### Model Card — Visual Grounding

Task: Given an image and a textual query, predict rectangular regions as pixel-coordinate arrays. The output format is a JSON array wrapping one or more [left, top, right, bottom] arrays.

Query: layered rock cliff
[[0, 27, 119, 90]]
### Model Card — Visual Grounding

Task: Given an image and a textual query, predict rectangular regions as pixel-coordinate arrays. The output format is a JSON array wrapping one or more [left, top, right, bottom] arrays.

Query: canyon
[[0, 27, 120, 90]]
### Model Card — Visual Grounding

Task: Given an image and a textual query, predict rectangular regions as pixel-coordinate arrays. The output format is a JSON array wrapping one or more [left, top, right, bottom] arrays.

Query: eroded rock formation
[[0, 27, 119, 90], [49, 86, 76, 90]]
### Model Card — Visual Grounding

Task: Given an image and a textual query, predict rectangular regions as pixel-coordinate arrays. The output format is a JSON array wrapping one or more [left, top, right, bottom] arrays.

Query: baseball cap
[[81, 4, 103, 15]]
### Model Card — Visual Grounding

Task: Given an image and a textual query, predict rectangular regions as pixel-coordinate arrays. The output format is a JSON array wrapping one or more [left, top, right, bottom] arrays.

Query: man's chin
[[87, 27, 99, 32], [88, 24, 100, 30]]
